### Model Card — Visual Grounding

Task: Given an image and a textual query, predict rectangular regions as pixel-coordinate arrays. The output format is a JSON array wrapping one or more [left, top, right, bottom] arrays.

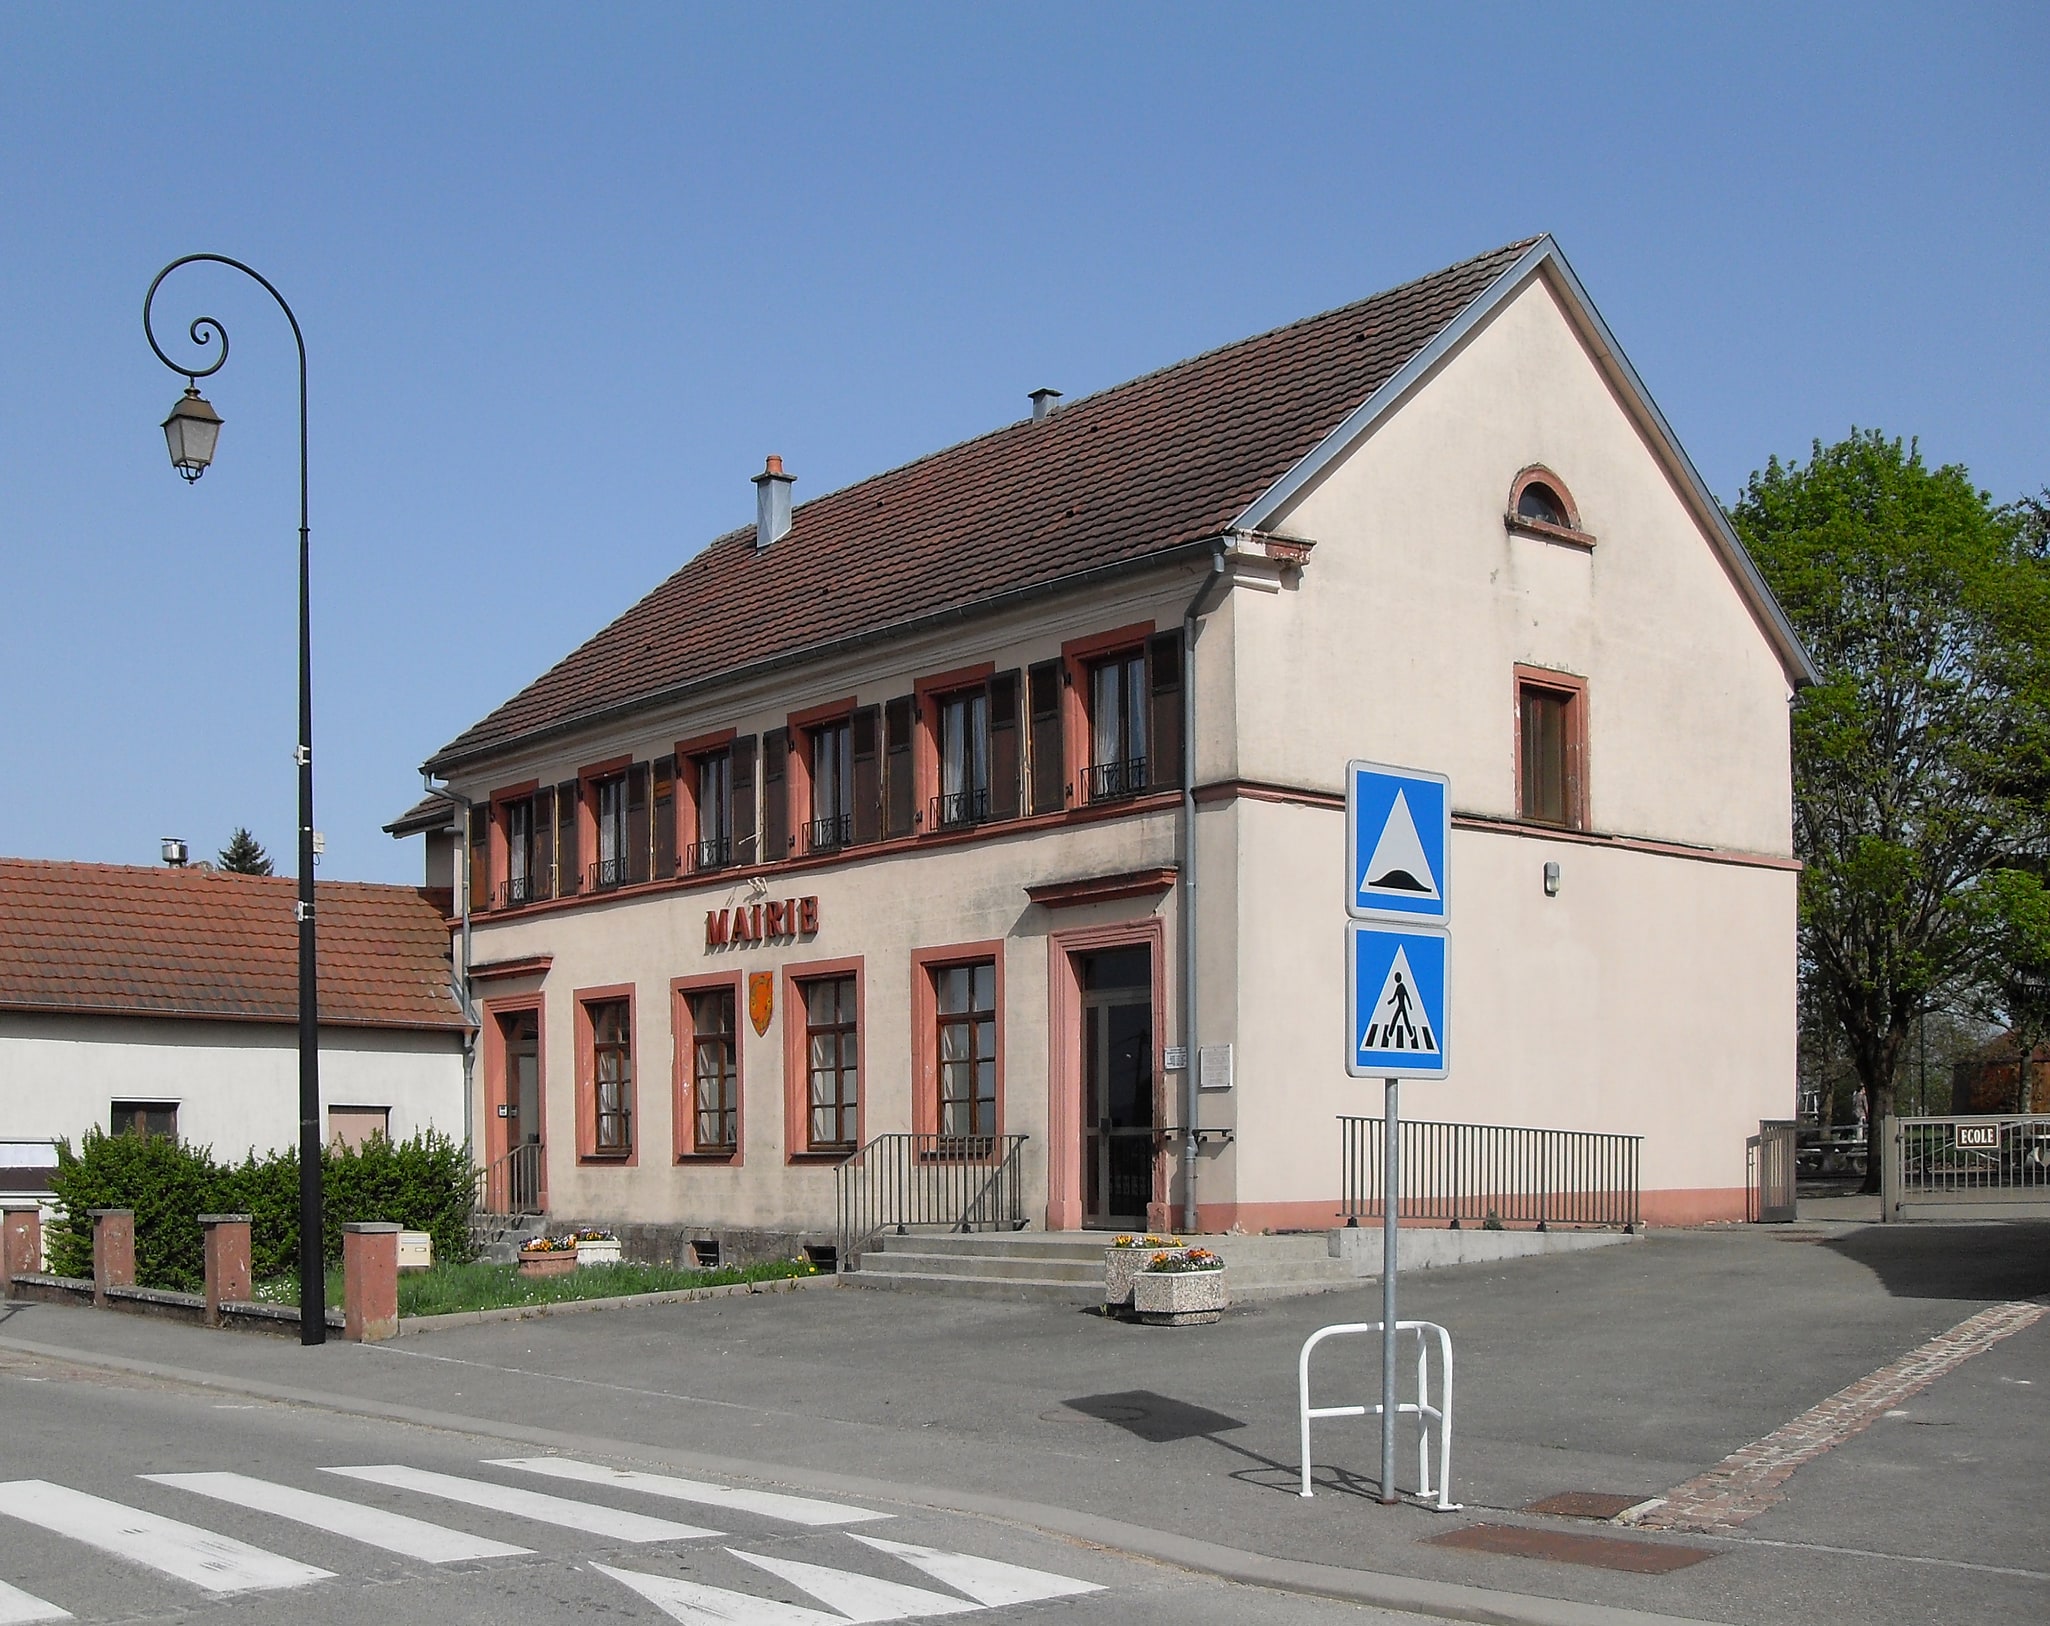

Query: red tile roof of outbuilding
[[0, 859, 464, 1032], [427, 239, 1540, 770]]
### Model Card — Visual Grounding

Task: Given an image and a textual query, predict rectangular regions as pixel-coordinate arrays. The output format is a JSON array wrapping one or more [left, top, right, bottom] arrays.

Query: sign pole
[[1381, 1074, 1399, 1505]]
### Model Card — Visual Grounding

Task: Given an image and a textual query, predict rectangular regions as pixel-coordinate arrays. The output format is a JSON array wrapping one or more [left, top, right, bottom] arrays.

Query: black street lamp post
[[144, 256, 325, 1346]]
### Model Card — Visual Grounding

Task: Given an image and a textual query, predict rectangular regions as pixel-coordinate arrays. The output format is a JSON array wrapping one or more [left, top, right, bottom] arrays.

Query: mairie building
[[389, 237, 1812, 1262]]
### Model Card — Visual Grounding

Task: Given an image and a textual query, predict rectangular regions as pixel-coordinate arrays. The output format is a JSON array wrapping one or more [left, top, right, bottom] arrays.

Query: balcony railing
[[930, 787, 991, 831], [591, 855, 629, 891], [1083, 756, 1148, 804], [804, 813, 853, 854], [689, 835, 733, 872], [1338, 1115, 1641, 1231]]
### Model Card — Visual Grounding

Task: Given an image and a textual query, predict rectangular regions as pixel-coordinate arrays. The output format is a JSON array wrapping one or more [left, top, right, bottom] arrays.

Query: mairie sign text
[[708, 896, 821, 950]]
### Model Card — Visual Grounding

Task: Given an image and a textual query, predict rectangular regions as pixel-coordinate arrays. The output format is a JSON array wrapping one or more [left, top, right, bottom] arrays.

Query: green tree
[[1735, 432, 2050, 1188], [217, 827, 274, 874], [1969, 868, 2050, 1113]]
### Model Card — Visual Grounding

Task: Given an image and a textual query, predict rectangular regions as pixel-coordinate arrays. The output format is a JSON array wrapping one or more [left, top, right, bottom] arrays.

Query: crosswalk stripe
[[847, 1533, 1104, 1605], [488, 1458, 888, 1527], [320, 1465, 718, 1542], [594, 1562, 843, 1626], [143, 1472, 532, 1563], [0, 1480, 331, 1596], [728, 1548, 979, 1621], [0, 1579, 70, 1624]]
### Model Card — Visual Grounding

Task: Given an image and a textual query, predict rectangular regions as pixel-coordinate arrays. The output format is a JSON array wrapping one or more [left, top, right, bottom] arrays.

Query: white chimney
[[1030, 388, 1062, 421], [161, 837, 188, 867], [752, 454, 795, 549]]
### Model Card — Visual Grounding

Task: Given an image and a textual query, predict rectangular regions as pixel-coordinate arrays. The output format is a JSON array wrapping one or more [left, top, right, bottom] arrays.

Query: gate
[[1747, 1119, 1797, 1223], [1880, 1114, 2050, 1220]]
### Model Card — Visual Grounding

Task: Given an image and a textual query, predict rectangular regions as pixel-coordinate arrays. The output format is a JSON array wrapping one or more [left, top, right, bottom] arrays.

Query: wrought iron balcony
[[591, 855, 629, 891], [804, 813, 853, 854], [930, 786, 991, 831], [689, 836, 733, 873], [495, 873, 544, 909], [1083, 756, 1148, 804]]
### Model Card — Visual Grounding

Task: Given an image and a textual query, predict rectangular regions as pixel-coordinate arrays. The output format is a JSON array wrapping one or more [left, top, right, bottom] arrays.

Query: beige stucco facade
[[428, 254, 1802, 1247]]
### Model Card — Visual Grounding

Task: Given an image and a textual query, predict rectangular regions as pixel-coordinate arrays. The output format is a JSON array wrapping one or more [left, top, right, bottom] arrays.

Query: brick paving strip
[[1633, 1299, 2048, 1534]]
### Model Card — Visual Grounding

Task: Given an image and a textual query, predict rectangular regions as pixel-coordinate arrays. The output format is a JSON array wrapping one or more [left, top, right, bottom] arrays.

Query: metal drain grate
[[1525, 1491, 1646, 1521], [1426, 1523, 1715, 1574]]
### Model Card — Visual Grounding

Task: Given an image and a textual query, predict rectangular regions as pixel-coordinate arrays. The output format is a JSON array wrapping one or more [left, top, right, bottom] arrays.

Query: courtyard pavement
[[3, 1214, 2045, 1626]]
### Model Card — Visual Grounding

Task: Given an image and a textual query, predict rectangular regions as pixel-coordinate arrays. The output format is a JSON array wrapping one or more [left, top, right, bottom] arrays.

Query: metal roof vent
[[1030, 388, 1062, 421], [752, 455, 795, 550], [161, 837, 188, 867]]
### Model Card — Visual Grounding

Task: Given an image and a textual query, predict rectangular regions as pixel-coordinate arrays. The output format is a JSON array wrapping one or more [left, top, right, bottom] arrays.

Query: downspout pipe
[[421, 775, 480, 1164], [1180, 541, 1231, 1231]]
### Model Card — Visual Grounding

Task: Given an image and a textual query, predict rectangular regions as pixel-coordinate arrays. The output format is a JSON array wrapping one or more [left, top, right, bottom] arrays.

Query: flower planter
[[575, 1238, 623, 1267], [517, 1247, 576, 1278], [1133, 1267, 1227, 1325], [1103, 1247, 1144, 1312]]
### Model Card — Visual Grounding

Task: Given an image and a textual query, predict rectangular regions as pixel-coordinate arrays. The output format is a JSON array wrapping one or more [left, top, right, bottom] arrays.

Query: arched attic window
[[1506, 466, 1595, 548]]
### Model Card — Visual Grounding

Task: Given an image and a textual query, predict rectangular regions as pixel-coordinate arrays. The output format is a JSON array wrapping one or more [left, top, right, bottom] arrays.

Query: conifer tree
[[217, 827, 275, 875]]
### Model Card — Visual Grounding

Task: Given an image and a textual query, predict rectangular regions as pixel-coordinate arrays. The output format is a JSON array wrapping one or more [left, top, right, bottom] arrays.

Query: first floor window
[[590, 998, 633, 1154], [111, 1101, 177, 1141], [937, 688, 990, 827], [328, 1105, 391, 1151], [803, 975, 859, 1151], [690, 988, 738, 1153], [1517, 671, 1587, 829], [934, 960, 998, 1140], [809, 720, 853, 850], [1087, 650, 1147, 801], [694, 750, 733, 869]]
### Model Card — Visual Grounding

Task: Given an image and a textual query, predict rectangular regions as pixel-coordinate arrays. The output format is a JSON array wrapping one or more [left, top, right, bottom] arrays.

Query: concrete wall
[[0, 1012, 465, 1160]]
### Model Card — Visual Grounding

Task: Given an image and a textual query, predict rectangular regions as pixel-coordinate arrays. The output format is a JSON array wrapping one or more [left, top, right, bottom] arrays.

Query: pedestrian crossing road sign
[[1347, 761, 1449, 923], [1347, 923, 1449, 1078]]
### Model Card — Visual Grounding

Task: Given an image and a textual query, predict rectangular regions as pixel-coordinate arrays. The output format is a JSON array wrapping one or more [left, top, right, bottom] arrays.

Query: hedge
[[46, 1128, 476, 1291]]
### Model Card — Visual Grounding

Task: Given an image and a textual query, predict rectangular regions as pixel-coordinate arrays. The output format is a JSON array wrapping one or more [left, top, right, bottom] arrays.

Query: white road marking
[[0, 1480, 331, 1596], [144, 1472, 532, 1563], [595, 1562, 843, 1625], [0, 1578, 70, 1624], [320, 1465, 717, 1542], [848, 1533, 1104, 1605], [489, 1458, 887, 1527], [729, 1548, 979, 1620]]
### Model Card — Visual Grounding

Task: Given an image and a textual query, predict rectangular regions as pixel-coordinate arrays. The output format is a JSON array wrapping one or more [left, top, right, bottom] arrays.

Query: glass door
[[1078, 946, 1154, 1228]]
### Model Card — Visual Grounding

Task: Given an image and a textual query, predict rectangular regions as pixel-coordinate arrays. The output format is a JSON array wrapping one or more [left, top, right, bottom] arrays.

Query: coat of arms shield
[[747, 972, 774, 1037]]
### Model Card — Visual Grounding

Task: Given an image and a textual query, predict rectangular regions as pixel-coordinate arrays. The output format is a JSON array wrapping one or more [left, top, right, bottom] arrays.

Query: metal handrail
[[1338, 1116, 1640, 1231], [1083, 756, 1148, 803], [476, 1141, 544, 1216], [836, 1132, 1029, 1268]]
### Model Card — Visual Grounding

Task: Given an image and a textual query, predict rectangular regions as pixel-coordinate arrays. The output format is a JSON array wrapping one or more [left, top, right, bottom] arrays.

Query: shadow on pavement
[[1816, 1218, 2050, 1301], [1061, 1390, 1245, 1442]]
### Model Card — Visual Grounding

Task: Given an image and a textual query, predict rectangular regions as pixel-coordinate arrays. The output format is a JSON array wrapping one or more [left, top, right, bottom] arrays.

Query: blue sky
[[3, 4, 2044, 885]]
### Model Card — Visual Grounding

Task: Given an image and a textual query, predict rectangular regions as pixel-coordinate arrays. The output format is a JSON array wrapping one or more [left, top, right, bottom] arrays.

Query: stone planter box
[[517, 1248, 576, 1278], [1133, 1268, 1226, 1325], [575, 1239, 623, 1267], [1103, 1247, 1147, 1312]]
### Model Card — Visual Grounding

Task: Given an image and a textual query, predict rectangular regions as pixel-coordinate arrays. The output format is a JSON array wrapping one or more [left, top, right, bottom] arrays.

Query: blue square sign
[[1347, 924, 1449, 1079], [1347, 761, 1449, 923]]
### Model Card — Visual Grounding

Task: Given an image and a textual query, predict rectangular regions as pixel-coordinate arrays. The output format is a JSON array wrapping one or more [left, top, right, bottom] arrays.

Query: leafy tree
[[1735, 432, 2050, 1188], [217, 827, 274, 875], [1968, 868, 2050, 1112]]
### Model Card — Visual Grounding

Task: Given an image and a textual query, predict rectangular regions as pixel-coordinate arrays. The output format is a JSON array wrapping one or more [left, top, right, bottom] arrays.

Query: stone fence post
[[90, 1208, 135, 1307], [199, 1214, 253, 1328], [342, 1222, 400, 1342], [2, 1204, 42, 1297]]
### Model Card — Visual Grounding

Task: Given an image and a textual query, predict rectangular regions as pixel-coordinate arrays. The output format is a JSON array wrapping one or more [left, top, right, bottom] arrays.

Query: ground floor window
[[585, 995, 634, 1156], [687, 986, 739, 1155], [934, 960, 999, 1140], [802, 975, 859, 1152]]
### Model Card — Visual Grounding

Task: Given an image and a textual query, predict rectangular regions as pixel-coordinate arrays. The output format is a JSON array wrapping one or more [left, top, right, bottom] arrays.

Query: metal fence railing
[[476, 1141, 544, 1217], [1881, 1114, 2050, 1220], [836, 1133, 1029, 1267], [1747, 1120, 1798, 1222], [1338, 1116, 1641, 1231]]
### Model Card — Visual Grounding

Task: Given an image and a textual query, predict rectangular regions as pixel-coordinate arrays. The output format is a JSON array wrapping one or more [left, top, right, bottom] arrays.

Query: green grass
[[252, 1257, 822, 1317]]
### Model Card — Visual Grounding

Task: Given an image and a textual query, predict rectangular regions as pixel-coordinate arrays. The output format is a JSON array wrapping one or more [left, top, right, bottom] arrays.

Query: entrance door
[[496, 1010, 544, 1213], [1078, 945, 1154, 1228]]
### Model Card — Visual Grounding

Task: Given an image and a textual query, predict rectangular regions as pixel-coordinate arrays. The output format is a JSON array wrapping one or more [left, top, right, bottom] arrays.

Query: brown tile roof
[[0, 859, 464, 1032], [428, 239, 1539, 770]]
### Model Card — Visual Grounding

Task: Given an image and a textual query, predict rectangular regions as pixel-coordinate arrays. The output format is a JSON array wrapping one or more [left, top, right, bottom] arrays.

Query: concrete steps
[[470, 1212, 546, 1264], [843, 1229, 1364, 1304]]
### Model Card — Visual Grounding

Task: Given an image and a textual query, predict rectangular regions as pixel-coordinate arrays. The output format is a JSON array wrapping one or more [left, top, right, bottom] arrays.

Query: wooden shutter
[[626, 764, 651, 882], [1148, 630, 1184, 792], [556, 780, 581, 893], [881, 696, 913, 837], [761, 727, 790, 859], [652, 755, 676, 878], [1028, 660, 1065, 815], [851, 706, 882, 846], [468, 806, 490, 911], [730, 736, 758, 865], [989, 670, 1021, 819], [534, 787, 556, 898]]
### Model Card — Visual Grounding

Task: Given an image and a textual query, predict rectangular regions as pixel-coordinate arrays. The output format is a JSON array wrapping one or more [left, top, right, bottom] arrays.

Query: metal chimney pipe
[[1029, 389, 1062, 421], [752, 455, 795, 549]]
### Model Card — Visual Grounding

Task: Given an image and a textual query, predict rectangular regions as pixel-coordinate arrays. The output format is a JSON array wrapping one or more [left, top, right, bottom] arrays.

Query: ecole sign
[[707, 896, 820, 950]]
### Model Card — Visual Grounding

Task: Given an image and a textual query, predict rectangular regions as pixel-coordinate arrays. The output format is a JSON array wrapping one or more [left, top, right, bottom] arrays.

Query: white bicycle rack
[[1298, 1320, 1459, 1510]]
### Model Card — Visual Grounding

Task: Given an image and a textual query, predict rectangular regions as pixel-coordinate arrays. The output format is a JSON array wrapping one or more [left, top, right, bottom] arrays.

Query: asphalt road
[[0, 1346, 1423, 1626]]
